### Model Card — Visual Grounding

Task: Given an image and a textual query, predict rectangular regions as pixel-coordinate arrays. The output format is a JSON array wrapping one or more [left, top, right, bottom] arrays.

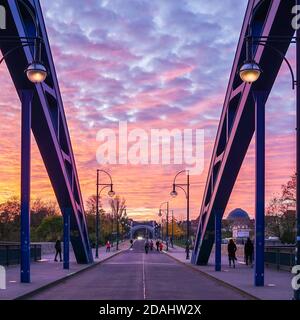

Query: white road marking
[[142, 253, 146, 300]]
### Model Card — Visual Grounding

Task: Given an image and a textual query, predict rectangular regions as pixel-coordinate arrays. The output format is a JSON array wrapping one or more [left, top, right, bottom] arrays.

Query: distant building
[[227, 208, 252, 240]]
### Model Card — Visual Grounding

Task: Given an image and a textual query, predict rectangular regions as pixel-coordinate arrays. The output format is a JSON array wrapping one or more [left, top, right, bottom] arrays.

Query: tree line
[[0, 195, 129, 246]]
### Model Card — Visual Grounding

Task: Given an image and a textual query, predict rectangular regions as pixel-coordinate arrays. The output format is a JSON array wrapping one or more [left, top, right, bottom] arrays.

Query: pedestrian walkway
[[164, 245, 293, 300], [0, 241, 130, 300]]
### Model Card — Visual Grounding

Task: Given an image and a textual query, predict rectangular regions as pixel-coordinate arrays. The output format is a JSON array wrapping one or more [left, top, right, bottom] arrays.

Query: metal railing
[[265, 245, 295, 271], [0, 243, 41, 266]]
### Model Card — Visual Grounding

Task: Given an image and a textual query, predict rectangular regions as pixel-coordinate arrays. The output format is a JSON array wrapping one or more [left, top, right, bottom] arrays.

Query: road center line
[[142, 253, 146, 300]]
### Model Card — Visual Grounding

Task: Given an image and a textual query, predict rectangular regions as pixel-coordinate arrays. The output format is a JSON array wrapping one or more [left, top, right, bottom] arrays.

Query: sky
[[0, 0, 296, 221]]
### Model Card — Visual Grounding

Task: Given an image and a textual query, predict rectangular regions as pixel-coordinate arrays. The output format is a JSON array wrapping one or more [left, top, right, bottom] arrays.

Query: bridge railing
[[0, 243, 41, 266], [265, 245, 295, 271]]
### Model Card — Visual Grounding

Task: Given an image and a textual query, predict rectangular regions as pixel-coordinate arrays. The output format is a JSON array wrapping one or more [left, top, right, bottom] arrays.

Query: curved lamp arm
[[159, 201, 169, 210], [253, 40, 296, 89], [173, 169, 187, 185], [0, 43, 33, 65], [99, 185, 110, 196], [175, 185, 187, 199], [97, 169, 113, 185]]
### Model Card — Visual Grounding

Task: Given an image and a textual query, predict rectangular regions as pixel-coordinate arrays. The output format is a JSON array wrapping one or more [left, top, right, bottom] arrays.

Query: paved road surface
[[27, 241, 252, 300]]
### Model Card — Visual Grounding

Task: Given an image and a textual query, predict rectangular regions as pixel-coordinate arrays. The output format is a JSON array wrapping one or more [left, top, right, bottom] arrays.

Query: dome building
[[227, 208, 251, 240]]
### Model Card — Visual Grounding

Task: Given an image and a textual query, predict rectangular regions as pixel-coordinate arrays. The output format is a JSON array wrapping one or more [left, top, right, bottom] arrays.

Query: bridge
[[0, 0, 299, 301], [129, 221, 158, 239]]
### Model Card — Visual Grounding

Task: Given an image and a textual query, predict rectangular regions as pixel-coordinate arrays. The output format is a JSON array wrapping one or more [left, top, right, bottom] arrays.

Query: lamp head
[[25, 61, 47, 83], [239, 60, 261, 83], [108, 188, 115, 197], [170, 190, 178, 198]]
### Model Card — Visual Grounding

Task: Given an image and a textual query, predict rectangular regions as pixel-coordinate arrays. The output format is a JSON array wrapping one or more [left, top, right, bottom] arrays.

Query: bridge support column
[[215, 210, 222, 272], [295, 12, 300, 301], [63, 208, 71, 270], [20, 90, 33, 284], [253, 90, 267, 287]]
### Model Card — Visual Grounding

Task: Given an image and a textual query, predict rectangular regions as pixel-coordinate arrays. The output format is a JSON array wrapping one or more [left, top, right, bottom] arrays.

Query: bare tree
[[110, 196, 126, 250]]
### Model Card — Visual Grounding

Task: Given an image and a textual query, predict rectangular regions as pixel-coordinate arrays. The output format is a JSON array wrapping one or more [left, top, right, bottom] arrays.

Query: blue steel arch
[[192, 0, 296, 265], [0, 0, 93, 264]]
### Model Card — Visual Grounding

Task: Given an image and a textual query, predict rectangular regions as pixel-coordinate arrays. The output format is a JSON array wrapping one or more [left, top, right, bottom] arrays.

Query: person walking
[[54, 239, 62, 262], [244, 238, 254, 266], [156, 240, 160, 251], [144, 239, 149, 254], [227, 239, 237, 268], [150, 240, 154, 251], [159, 241, 163, 252], [106, 241, 111, 253]]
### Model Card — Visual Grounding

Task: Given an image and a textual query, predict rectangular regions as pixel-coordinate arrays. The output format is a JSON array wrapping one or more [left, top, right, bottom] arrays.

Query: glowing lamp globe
[[170, 190, 178, 198], [108, 190, 115, 198], [25, 62, 47, 83], [239, 61, 261, 83]]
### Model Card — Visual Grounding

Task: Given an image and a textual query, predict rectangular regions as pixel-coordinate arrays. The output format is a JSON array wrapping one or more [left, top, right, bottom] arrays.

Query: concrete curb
[[164, 250, 260, 301], [15, 248, 127, 300]]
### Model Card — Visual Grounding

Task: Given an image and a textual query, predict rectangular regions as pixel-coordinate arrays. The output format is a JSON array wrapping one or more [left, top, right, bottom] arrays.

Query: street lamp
[[158, 202, 169, 251], [0, 2, 47, 83], [239, 60, 261, 83], [170, 170, 190, 260], [96, 169, 115, 259]]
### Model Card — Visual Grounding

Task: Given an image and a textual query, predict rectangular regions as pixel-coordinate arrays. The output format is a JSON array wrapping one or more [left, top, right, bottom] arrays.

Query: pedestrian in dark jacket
[[54, 240, 62, 262], [156, 240, 160, 251], [227, 239, 237, 268], [244, 238, 254, 266]]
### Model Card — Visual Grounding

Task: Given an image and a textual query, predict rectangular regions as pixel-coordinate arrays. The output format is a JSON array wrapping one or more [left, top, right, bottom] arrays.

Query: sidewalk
[[164, 245, 293, 300], [0, 241, 130, 300]]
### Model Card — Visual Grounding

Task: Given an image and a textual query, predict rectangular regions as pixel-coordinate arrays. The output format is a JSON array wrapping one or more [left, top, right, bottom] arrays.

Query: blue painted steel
[[0, 0, 93, 264], [192, 0, 296, 266], [253, 91, 267, 287], [215, 210, 222, 272], [295, 0, 300, 300], [63, 208, 70, 270], [20, 89, 33, 284]]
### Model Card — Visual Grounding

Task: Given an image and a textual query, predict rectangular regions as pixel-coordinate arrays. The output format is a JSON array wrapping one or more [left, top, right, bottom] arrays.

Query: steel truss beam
[[0, 0, 93, 264], [192, 0, 296, 265]]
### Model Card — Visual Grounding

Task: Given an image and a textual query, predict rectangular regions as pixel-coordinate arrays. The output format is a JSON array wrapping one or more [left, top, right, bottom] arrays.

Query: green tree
[[35, 216, 63, 242]]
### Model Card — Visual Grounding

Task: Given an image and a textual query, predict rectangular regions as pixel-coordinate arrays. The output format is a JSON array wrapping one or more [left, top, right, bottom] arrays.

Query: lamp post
[[158, 202, 169, 251], [171, 210, 174, 248], [0, 0, 48, 284], [170, 170, 190, 260], [95, 170, 115, 259], [239, 3, 300, 296]]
